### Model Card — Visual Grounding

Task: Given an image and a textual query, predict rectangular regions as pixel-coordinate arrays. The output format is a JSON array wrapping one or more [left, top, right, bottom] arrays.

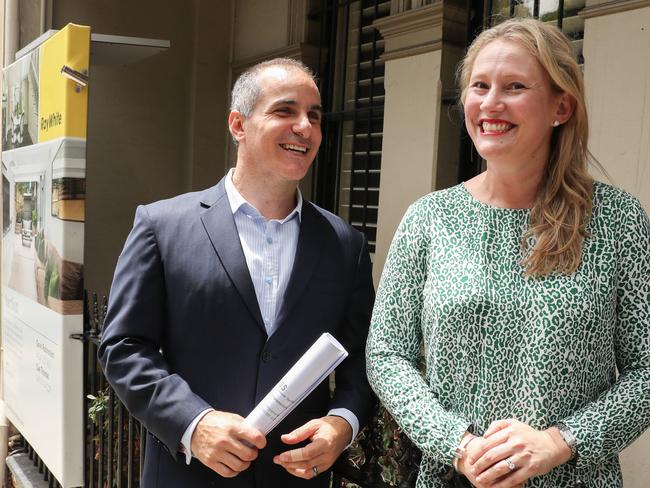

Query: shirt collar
[[224, 168, 302, 223]]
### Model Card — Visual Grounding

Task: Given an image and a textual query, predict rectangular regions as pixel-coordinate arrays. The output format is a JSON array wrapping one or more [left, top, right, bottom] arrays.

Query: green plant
[[87, 389, 109, 424], [44, 259, 53, 294], [48, 267, 59, 298], [87, 385, 143, 485], [35, 230, 45, 262]]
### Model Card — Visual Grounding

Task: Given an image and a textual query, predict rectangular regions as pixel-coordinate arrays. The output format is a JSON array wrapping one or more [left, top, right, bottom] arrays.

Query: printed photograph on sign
[[1, 49, 39, 150], [2, 140, 85, 315]]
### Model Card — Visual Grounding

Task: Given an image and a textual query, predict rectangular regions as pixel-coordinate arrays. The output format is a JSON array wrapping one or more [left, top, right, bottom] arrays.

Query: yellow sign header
[[38, 24, 90, 142]]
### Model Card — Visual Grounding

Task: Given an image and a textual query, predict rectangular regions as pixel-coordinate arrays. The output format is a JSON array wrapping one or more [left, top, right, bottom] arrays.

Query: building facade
[[1, 0, 649, 486]]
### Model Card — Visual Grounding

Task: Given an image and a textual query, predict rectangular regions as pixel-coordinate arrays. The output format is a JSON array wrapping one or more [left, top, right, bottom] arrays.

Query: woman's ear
[[554, 92, 575, 125]]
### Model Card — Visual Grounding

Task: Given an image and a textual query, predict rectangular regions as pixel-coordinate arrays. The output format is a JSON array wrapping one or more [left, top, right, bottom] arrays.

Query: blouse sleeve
[[563, 195, 650, 469], [366, 200, 470, 466]]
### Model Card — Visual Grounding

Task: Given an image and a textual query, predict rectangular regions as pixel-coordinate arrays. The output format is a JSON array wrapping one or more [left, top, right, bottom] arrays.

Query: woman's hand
[[467, 419, 572, 488], [456, 435, 524, 488]]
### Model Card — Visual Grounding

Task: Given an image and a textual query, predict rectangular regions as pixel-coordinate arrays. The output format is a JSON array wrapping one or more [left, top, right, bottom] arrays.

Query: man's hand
[[273, 415, 352, 479], [191, 410, 266, 478], [466, 419, 572, 488]]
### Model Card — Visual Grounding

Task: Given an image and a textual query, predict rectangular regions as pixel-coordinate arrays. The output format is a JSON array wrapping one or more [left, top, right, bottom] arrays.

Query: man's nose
[[480, 87, 505, 113], [292, 113, 312, 138]]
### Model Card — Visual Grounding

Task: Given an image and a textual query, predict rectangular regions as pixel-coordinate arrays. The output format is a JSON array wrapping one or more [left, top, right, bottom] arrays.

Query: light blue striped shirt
[[225, 168, 301, 337]]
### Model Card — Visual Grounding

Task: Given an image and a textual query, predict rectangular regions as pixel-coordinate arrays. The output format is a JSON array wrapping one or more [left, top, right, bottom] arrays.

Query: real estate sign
[[2, 24, 90, 487]]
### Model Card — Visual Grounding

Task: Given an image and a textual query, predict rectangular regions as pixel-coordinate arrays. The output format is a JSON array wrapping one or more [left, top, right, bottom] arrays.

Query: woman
[[366, 18, 649, 488]]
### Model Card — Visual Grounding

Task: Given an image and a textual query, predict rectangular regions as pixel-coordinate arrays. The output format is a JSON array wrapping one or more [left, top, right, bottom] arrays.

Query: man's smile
[[279, 143, 309, 153]]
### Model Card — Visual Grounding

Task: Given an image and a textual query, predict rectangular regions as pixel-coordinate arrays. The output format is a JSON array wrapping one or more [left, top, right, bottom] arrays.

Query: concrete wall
[[373, 51, 442, 283], [583, 6, 650, 211], [18, 0, 41, 50], [50, 0, 233, 294], [230, 0, 313, 194], [583, 6, 650, 486], [233, 0, 290, 61]]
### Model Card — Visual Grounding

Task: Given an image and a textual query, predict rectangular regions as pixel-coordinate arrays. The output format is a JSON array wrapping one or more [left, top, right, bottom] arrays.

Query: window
[[314, 0, 391, 256], [51, 177, 85, 222], [50, 139, 86, 222], [488, 0, 585, 62]]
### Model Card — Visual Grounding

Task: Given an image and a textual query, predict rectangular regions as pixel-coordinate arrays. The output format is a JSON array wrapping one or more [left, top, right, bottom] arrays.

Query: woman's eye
[[471, 81, 488, 89], [507, 83, 526, 90]]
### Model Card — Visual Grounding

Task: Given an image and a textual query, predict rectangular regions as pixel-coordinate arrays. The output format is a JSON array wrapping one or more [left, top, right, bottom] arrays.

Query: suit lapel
[[274, 202, 324, 331], [200, 180, 265, 333]]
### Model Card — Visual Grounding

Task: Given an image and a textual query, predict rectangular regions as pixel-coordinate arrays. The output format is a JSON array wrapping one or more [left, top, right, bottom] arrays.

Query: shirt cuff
[[180, 408, 214, 465], [327, 408, 359, 448]]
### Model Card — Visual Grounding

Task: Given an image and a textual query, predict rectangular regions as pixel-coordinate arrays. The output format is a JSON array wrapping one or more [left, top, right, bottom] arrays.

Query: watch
[[555, 422, 578, 460], [441, 424, 476, 480]]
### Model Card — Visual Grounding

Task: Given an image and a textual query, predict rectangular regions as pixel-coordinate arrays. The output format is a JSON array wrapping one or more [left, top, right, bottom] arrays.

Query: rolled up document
[[244, 333, 348, 435]]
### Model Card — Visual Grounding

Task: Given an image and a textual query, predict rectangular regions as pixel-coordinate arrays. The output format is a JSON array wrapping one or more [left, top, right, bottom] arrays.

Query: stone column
[[4, 0, 19, 66], [581, 2, 650, 487], [372, 2, 443, 284], [582, 1, 650, 211]]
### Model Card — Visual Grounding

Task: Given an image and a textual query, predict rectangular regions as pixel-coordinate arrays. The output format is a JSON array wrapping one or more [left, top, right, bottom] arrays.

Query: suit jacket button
[[262, 350, 272, 362]]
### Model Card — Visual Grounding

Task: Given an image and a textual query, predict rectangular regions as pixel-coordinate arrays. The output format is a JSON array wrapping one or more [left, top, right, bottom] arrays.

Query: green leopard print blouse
[[366, 182, 650, 488]]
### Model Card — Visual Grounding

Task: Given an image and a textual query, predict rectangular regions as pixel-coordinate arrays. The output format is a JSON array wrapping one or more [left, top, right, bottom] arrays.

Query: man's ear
[[228, 111, 246, 143], [554, 92, 575, 125]]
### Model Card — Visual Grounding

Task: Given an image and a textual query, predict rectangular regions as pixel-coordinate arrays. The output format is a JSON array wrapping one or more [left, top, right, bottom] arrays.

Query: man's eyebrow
[[270, 99, 323, 113]]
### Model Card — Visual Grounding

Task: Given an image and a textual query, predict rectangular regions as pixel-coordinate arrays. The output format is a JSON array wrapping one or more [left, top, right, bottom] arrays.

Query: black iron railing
[[82, 291, 147, 488], [82, 291, 420, 488]]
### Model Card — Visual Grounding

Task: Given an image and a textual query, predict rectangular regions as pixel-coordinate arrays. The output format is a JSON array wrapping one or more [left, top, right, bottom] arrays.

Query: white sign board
[[1, 24, 90, 488]]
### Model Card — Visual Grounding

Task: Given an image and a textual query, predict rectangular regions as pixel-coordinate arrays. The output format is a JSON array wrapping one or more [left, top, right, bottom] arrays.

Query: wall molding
[[288, 0, 308, 44], [375, 2, 442, 38], [380, 39, 443, 61], [390, 0, 435, 14], [374, 2, 443, 61], [580, 0, 650, 19], [231, 42, 319, 75]]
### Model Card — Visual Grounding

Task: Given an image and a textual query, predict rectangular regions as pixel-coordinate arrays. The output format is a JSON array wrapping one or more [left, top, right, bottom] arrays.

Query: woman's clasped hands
[[456, 419, 573, 488]]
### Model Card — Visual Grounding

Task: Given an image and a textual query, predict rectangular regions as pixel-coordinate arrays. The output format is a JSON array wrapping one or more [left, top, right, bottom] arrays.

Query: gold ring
[[312, 466, 319, 477]]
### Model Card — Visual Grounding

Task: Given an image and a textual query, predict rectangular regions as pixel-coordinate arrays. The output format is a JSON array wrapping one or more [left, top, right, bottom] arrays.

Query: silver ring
[[312, 466, 319, 477], [505, 457, 517, 471]]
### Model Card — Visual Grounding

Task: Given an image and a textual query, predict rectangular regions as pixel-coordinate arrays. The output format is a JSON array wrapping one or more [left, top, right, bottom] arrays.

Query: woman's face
[[464, 39, 565, 174]]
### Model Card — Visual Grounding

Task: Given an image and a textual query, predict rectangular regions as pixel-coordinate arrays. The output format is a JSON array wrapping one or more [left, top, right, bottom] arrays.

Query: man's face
[[233, 66, 322, 184]]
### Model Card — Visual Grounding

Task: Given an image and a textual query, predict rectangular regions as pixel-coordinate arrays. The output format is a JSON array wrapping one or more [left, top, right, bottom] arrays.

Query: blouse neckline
[[459, 182, 531, 215]]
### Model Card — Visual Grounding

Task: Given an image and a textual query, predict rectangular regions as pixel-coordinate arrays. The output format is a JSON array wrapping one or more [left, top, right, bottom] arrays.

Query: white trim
[[580, 0, 650, 19]]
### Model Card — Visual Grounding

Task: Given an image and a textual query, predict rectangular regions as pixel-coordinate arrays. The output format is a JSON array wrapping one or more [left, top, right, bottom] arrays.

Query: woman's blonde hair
[[458, 18, 593, 276]]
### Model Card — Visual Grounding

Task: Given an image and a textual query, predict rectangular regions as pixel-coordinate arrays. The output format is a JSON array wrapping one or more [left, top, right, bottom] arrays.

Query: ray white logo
[[40, 112, 63, 131]]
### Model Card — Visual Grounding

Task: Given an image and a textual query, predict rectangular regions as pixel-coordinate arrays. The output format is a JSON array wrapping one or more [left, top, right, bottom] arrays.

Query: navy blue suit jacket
[[98, 178, 375, 487]]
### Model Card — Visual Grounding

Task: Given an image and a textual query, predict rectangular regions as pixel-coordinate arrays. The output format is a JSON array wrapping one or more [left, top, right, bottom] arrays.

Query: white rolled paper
[[243, 333, 348, 435]]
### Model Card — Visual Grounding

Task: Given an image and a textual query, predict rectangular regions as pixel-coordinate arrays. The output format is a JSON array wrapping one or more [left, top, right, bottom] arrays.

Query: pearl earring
[[552, 120, 560, 127]]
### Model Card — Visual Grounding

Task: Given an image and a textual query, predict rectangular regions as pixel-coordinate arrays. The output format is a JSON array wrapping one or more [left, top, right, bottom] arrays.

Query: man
[[98, 58, 375, 488]]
